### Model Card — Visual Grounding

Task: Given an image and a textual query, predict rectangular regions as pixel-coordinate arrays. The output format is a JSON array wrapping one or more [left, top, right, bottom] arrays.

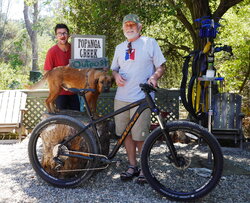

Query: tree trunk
[[0, 0, 11, 57], [23, 1, 38, 72]]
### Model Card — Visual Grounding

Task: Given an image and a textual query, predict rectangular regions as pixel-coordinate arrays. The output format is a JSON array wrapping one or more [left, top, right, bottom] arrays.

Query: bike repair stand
[[198, 74, 224, 163]]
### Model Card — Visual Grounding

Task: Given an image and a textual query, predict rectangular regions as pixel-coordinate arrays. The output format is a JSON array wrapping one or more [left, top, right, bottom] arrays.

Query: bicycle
[[28, 83, 224, 201]]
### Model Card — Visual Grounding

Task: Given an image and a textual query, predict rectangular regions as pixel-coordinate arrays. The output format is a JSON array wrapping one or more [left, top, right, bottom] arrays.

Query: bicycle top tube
[[84, 83, 158, 124]]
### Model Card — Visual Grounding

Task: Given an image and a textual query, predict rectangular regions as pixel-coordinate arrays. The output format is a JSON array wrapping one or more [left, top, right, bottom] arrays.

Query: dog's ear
[[94, 71, 103, 84], [95, 78, 99, 85]]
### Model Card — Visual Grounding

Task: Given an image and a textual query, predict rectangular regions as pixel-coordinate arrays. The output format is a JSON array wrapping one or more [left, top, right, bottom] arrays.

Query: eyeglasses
[[56, 32, 69, 37], [127, 42, 132, 54]]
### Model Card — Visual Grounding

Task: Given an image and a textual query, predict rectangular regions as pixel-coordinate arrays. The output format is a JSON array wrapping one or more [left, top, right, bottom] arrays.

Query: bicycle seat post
[[80, 92, 94, 119]]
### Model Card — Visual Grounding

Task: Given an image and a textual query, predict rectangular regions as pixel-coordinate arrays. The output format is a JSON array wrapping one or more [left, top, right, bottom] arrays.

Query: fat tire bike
[[28, 83, 223, 201]]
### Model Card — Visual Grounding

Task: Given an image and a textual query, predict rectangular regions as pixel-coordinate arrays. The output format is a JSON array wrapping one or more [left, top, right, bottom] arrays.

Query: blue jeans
[[55, 95, 80, 111]]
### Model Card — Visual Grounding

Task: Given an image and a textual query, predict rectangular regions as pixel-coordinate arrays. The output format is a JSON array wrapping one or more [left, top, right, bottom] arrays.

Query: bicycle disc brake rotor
[[171, 155, 191, 169]]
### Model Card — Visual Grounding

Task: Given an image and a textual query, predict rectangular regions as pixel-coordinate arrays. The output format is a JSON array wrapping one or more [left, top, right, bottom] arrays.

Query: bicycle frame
[[56, 85, 180, 167], [57, 89, 154, 159], [54, 84, 182, 166]]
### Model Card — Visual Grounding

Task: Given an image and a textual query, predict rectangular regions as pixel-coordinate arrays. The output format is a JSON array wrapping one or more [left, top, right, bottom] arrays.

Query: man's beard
[[124, 31, 139, 40]]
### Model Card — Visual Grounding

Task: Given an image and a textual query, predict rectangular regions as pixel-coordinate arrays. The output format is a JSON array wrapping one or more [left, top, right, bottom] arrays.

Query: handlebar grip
[[139, 83, 157, 93]]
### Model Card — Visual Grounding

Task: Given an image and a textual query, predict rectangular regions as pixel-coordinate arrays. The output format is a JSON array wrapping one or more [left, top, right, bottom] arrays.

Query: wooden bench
[[212, 93, 245, 148], [0, 90, 27, 141]]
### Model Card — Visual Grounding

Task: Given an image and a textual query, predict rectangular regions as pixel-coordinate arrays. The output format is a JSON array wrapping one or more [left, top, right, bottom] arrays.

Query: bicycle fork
[[155, 113, 181, 167]]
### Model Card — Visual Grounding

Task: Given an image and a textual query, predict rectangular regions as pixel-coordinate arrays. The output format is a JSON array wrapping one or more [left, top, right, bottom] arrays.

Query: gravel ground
[[0, 138, 250, 203]]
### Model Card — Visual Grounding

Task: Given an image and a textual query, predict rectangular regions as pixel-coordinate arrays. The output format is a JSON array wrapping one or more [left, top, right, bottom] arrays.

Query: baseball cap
[[123, 14, 141, 24]]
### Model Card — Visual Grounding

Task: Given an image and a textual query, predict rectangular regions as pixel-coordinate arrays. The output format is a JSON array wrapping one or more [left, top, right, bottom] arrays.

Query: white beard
[[124, 31, 139, 40]]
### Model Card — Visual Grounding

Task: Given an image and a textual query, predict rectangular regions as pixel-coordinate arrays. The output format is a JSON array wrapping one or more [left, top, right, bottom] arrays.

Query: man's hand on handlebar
[[147, 77, 158, 88]]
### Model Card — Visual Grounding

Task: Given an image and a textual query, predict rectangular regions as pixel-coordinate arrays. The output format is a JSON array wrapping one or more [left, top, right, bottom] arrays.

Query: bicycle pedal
[[100, 157, 111, 164]]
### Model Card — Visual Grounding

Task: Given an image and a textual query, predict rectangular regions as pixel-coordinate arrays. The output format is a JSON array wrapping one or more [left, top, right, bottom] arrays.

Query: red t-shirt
[[44, 44, 73, 95]]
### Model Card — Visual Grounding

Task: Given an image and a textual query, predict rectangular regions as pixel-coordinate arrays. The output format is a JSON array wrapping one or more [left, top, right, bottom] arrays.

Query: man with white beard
[[111, 14, 166, 184]]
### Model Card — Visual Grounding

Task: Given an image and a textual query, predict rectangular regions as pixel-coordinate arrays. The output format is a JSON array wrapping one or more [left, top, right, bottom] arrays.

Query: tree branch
[[166, 0, 196, 43], [213, 0, 244, 21], [239, 64, 250, 94], [156, 38, 191, 52]]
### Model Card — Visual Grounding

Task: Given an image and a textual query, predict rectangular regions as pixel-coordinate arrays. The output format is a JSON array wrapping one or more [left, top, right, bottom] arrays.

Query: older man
[[111, 14, 166, 184]]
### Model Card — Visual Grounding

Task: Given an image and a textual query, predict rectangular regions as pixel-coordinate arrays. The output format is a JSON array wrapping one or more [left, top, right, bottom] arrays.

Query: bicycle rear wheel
[[141, 121, 223, 201], [28, 115, 99, 188]]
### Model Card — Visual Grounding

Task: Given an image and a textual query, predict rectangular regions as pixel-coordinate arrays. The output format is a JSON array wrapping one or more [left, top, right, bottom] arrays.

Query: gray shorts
[[114, 99, 151, 141]]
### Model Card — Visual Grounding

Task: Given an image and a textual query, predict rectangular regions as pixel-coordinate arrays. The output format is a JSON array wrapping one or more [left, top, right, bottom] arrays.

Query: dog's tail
[[24, 72, 49, 90]]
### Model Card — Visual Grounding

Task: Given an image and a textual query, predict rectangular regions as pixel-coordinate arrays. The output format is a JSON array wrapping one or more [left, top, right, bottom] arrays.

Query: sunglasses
[[127, 42, 132, 54]]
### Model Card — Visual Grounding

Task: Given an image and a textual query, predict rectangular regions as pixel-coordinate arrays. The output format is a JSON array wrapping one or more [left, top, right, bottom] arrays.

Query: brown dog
[[27, 66, 113, 113]]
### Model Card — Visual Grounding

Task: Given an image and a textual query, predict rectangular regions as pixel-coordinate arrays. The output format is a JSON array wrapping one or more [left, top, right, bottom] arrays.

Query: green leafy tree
[[0, 20, 31, 69], [59, 0, 164, 59], [0, 62, 29, 89], [216, 4, 250, 114], [60, 0, 246, 88], [216, 3, 250, 93]]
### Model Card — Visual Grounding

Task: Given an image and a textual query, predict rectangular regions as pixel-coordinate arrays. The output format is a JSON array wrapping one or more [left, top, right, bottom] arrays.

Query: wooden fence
[[0, 88, 181, 131]]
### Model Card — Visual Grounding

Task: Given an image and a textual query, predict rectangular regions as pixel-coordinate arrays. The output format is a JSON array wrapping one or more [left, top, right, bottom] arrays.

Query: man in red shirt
[[44, 24, 80, 111]]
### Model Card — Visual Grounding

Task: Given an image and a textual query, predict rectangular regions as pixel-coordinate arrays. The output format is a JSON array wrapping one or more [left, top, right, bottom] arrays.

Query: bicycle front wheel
[[28, 115, 99, 188], [141, 121, 223, 201]]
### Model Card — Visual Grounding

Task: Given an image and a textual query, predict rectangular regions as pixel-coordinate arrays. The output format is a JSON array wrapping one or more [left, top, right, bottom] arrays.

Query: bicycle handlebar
[[139, 83, 157, 93], [140, 83, 158, 110], [214, 45, 233, 56]]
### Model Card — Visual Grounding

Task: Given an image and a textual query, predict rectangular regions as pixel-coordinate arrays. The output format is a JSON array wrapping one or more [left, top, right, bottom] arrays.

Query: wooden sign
[[70, 35, 108, 69], [69, 57, 109, 69]]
